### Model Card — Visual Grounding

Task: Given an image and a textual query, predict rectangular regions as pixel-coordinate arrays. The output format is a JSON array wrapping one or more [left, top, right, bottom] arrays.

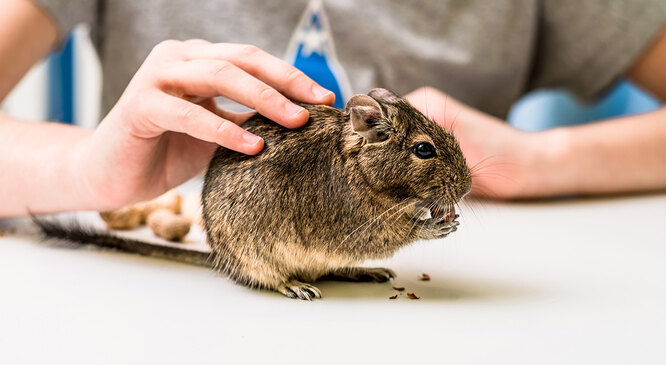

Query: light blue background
[[507, 81, 661, 131]]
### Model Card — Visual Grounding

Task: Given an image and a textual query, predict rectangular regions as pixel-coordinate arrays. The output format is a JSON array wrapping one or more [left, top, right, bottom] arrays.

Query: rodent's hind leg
[[276, 280, 322, 301], [321, 267, 396, 283]]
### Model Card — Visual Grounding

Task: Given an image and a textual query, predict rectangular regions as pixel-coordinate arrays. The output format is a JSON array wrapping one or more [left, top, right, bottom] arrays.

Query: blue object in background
[[508, 81, 661, 131], [294, 41, 345, 109], [288, 3, 350, 110], [47, 33, 75, 124]]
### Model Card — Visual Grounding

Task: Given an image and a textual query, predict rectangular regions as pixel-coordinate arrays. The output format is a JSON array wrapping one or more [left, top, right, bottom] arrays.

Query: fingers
[[138, 40, 337, 154], [185, 43, 335, 106], [152, 95, 264, 155], [213, 109, 254, 125], [162, 59, 310, 128], [194, 98, 254, 125]]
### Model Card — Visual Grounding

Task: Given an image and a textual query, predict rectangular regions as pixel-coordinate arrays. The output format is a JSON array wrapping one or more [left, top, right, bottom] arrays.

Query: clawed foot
[[434, 217, 459, 238], [275, 267, 396, 300], [417, 214, 460, 238], [323, 267, 396, 283], [276, 280, 322, 300]]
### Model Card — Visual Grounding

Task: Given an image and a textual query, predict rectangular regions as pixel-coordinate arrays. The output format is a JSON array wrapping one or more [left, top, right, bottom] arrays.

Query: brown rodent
[[201, 88, 470, 299], [35, 88, 471, 300]]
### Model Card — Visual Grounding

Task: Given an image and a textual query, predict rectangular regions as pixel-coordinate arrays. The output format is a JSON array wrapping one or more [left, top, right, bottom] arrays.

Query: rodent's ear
[[345, 95, 390, 143], [368, 88, 399, 104]]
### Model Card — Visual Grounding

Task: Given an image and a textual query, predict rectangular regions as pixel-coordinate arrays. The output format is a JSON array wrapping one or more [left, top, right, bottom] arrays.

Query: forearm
[[0, 114, 95, 217], [0, 0, 56, 100], [531, 107, 666, 197]]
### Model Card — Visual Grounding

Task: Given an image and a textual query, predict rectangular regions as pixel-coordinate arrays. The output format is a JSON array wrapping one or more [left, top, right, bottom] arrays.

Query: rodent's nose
[[455, 178, 472, 201], [444, 183, 469, 203], [457, 185, 471, 201]]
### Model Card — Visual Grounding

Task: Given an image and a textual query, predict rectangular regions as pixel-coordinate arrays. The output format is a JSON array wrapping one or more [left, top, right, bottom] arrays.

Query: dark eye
[[412, 142, 436, 159]]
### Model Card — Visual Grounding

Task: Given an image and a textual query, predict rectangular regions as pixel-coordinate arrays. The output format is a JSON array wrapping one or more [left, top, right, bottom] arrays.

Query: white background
[[1, 194, 665, 364]]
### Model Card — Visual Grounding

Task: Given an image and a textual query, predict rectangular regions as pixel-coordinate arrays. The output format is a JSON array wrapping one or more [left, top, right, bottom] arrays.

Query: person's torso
[[96, 0, 537, 117]]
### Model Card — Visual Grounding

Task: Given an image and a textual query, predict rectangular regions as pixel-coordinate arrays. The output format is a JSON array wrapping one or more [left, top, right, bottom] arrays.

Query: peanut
[[135, 190, 182, 223], [146, 209, 191, 241], [99, 206, 142, 230], [181, 192, 203, 228]]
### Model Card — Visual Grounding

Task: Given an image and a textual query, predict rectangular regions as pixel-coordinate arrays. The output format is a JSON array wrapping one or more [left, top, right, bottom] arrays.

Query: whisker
[[406, 201, 431, 239], [425, 86, 430, 121], [384, 201, 419, 231], [460, 196, 488, 226], [470, 161, 520, 174], [470, 184, 501, 200], [469, 155, 499, 173], [443, 93, 449, 130], [335, 200, 416, 252], [459, 199, 478, 222], [471, 171, 518, 186], [447, 103, 463, 135], [367, 200, 417, 234]]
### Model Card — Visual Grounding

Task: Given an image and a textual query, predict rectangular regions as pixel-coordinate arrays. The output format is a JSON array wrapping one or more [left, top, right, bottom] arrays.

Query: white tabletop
[[1, 193, 665, 364]]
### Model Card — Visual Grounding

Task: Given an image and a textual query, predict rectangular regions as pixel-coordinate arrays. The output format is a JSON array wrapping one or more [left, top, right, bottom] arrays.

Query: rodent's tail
[[32, 217, 210, 267]]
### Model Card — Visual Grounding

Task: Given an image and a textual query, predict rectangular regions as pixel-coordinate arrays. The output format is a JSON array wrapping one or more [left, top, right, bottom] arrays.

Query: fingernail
[[242, 132, 262, 146], [312, 85, 333, 100], [285, 102, 306, 117]]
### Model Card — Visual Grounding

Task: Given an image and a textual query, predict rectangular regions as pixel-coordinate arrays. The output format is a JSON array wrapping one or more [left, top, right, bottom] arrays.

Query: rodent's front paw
[[277, 280, 322, 301], [434, 220, 459, 238], [415, 216, 460, 239]]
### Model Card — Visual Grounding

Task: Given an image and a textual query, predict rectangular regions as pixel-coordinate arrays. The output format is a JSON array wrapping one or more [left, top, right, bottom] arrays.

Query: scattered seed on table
[[392, 286, 405, 291], [419, 273, 430, 281], [407, 293, 420, 300], [389, 294, 398, 299]]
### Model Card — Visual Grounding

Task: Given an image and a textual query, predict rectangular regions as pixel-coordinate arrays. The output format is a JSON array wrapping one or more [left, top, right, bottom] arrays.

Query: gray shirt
[[33, 0, 666, 118]]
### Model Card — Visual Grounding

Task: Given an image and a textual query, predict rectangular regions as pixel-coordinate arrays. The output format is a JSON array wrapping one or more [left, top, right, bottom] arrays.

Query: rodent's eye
[[412, 142, 436, 159]]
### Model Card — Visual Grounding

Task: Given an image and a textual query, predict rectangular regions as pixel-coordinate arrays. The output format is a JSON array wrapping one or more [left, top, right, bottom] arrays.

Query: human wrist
[[62, 132, 110, 211], [523, 127, 575, 198], [22, 122, 97, 215]]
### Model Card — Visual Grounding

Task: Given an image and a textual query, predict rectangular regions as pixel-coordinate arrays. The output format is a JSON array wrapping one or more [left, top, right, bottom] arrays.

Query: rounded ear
[[345, 95, 390, 143], [368, 88, 399, 104]]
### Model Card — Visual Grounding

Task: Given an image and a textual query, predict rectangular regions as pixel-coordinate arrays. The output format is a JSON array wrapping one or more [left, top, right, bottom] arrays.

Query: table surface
[[1, 193, 665, 365]]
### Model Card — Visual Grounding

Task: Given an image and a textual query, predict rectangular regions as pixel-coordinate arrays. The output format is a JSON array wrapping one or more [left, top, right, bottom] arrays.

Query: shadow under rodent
[[37, 88, 472, 300]]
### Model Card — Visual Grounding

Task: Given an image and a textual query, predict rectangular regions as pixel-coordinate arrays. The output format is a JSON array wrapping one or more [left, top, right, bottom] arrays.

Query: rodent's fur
[[33, 217, 209, 266], [202, 89, 471, 299], [35, 89, 471, 300]]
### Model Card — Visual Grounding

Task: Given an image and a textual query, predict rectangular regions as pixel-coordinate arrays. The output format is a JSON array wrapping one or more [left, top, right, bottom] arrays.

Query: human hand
[[405, 87, 555, 200], [74, 40, 335, 210]]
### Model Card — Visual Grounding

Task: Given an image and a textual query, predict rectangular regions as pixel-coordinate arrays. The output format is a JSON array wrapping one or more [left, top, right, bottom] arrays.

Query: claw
[[277, 280, 322, 300], [436, 224, 458, 237]]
